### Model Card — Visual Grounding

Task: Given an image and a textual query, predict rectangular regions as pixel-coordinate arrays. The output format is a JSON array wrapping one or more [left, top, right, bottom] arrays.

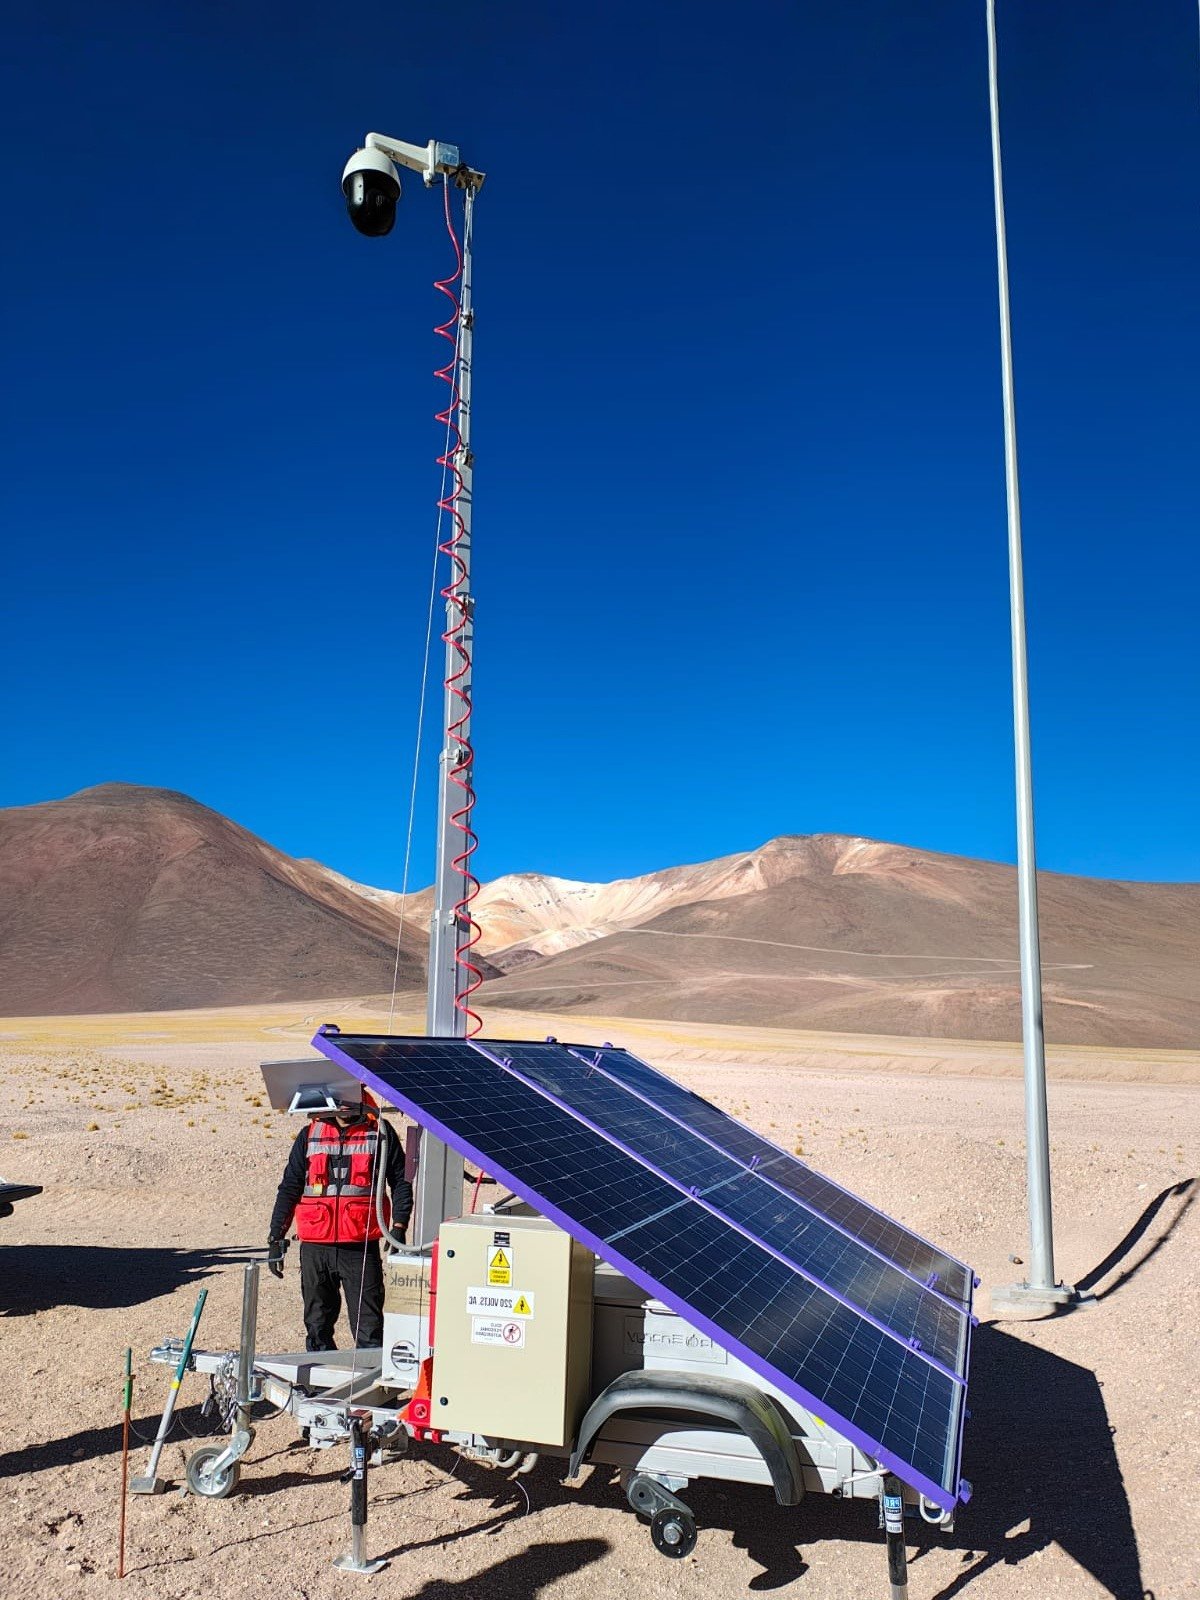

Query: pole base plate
[[128, 1476, 165, 1495], [333, 1554, 388, 1575], [990, 1280, 1095, 1313]]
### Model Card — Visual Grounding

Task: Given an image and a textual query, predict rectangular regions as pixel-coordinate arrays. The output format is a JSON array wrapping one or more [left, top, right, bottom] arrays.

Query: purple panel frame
[[313, 1029, 964, 1511]]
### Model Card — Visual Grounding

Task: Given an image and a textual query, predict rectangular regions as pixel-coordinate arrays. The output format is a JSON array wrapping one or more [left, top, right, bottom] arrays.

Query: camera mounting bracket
[[364, 132, 485, 191]]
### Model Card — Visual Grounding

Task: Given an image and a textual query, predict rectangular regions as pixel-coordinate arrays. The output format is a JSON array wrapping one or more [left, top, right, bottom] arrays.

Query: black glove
[[393, 1223, 408, 1246], [267, 1236, 288, 1279]]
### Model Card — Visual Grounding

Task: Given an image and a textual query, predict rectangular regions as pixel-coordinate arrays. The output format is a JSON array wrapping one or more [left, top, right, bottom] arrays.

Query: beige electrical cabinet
[[434, 1214, 594, 1447]]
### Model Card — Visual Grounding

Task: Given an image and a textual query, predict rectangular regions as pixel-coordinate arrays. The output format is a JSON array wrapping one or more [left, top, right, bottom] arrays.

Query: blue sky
[[1, 1, 1197, 888]]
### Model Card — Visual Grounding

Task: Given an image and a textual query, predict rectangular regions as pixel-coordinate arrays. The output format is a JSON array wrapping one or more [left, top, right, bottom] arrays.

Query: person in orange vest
[[267, 1093, 413, 1351]]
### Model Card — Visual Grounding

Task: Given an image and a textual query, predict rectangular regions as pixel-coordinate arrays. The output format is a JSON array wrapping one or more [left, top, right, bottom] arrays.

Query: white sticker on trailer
[[465, 1286, 535, 1317], [472, 1316, 526, 1348]]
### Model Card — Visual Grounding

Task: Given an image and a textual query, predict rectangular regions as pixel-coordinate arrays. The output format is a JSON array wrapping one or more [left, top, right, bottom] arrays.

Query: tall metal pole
[[985, 0, 1070, 1307], [415, 178, 478, 1244]]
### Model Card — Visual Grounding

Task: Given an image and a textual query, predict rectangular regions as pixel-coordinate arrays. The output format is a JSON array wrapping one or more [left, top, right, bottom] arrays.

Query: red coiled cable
[[433, 179, 484, 1037]]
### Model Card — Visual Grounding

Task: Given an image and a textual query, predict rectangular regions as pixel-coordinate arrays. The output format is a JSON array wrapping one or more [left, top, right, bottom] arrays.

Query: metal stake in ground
[[117, 1348, 132, 1578], [131, 1288, 208, 1494], [333, 1413, 387, 1575]]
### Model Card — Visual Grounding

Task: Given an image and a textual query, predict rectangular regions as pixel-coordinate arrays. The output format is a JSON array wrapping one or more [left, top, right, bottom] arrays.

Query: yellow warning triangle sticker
[[512, 1295, 532, 1316], [489, 1249, 510, 1270]]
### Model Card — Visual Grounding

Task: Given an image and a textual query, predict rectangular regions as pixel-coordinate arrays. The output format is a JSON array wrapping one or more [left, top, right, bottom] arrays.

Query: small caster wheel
[[185, 1445, 240, 1499], [650, 1507, 697, 1559]]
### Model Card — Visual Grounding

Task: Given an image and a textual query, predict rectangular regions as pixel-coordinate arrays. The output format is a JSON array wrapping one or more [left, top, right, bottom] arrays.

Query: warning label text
[[472, 1317, 527, 1349], [466, 1286, 535, 1318]]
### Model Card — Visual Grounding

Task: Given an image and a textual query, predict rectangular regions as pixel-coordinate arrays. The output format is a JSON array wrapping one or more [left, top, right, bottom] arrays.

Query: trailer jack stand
[[185, 1428, 252, 1500], [880, 1476, 909, 1600], [333, 1415, 387, 1575]]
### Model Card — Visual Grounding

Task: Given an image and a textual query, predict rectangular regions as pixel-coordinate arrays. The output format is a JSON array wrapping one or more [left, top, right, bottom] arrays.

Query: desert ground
[[1, 995, 1196, 1600]]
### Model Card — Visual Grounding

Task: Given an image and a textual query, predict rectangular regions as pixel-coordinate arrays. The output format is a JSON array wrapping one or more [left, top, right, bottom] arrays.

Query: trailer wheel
[[650, 1507, 696, 1559], [185, 1445, 240, 1499]]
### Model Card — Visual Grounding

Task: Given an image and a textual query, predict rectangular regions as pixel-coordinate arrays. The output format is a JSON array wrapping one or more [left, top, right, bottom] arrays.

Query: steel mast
[[982, 4, 1075, 1310], [346, 132, 484, 1245], [418, 176, 480, 1243]]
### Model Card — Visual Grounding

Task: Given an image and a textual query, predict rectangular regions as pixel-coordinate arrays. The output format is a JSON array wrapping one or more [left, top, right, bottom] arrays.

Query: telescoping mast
[[342, 130, 486, 1246]]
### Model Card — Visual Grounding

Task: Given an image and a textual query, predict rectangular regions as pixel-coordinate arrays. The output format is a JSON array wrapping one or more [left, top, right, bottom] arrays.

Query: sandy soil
[[1, 997, 1197, 1600]]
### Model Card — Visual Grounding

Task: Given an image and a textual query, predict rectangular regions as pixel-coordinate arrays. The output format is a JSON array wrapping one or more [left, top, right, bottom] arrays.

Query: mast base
[[990, 1280, 1094, 1313]]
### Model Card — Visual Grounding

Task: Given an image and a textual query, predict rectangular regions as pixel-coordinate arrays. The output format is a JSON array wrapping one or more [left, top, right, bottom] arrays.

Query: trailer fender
[[570, 1369, 805, 1506]]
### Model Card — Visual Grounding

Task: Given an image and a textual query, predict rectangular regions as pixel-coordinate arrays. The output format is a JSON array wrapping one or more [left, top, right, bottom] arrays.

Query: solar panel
[[312, 1029, 973, 1510], [482, 1040, 968, 1375], [571, 1044, 973, 1306]]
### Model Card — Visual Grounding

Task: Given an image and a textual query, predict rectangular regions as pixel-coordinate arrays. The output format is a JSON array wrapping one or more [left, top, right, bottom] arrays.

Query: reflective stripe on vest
[[301, 1119, 381, 1195]]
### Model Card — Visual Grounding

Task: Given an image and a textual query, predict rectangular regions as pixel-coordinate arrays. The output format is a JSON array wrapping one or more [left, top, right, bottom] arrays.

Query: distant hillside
[[472, 837, 1200, 1049], [318, 843, 851, 968], [3, 790, 1197, 1046], [0, 784, 425, 1013]]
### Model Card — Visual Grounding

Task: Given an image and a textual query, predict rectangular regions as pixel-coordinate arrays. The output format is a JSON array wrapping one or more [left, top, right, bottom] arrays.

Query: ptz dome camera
[[342, 147, 401, 237]]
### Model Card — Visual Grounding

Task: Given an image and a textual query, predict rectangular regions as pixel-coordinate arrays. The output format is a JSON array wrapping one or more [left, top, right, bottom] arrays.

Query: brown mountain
[[3, 792, 1196, 1046], [478, 836, 1200, 1048], [0, 784, 426, 1014]]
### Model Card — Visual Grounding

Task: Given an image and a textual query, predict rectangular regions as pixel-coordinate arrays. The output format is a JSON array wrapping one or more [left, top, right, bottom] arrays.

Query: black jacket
[[269, 1116, 413, 1243]]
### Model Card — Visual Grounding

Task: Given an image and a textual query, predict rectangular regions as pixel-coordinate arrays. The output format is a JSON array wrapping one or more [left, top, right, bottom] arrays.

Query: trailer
[[150, 1238, 959, 1591], [144, 1037, 973, 1596]]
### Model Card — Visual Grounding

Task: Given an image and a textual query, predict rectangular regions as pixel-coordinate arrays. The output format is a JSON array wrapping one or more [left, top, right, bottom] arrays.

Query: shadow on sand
[[0, 1401, 219, 1481], [0, 1242, 248, 1317], [399, 1539, 612, 1599], [622, 1320, 1147, 1596], [910, 1320, 1148, 1600], [413, 1322, 1145, 1598], [1075, 1178, 1194, 1303]]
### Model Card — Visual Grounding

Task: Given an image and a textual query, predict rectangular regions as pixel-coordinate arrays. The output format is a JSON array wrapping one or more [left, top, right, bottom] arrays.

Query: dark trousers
[[299, 1241, 384, 1351]]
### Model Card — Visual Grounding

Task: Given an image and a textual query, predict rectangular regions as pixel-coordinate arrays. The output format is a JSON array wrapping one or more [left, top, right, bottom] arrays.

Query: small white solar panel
[[259, 1056, 390, 1115]]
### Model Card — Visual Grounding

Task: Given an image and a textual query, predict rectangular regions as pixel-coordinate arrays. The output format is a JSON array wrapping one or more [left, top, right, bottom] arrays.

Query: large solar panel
[[569, 1044, 973, 1307], [313, 1029, 973, 1510], [484, 1040, 968, 1375]]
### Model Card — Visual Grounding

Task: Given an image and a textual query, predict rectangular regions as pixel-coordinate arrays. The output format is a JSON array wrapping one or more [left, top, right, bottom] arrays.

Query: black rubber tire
[[185, 1444, 240, 1500], [650, 1508, 697, 1559]]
